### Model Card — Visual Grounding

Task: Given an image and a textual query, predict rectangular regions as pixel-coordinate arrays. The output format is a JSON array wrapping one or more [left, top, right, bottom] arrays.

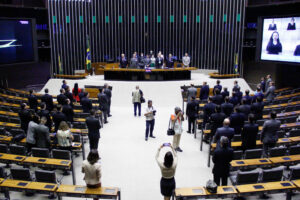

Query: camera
[[153, 110, 157, 116]]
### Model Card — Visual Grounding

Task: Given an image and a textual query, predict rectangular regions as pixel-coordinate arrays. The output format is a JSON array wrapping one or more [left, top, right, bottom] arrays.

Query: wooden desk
[[264, 101, 300, 109], [275, 88, 292, 93], [263, 181, 296, 193], [0, 179, 31, 191], [275, 92, 300, 100], [269, 155, 300, 165], [292, 179, 300, 188], [27, 181, 58, 192], [236, 181, 295, 195], [0, 153, 25, 164], [0, 110, 18, 117], [263, 110, 300, 119], [231, 158, 272, 168], [23, 157, 71, 169], [174, 186, 237, 199], [175, 187, 207, 198]]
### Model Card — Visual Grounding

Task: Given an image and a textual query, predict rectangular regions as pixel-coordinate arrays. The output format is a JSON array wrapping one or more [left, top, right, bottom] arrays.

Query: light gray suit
[[187, 87, 197, 102], [265, 85, 275, 102], [261, 118, 281, 156], [265, 78, 272, 91]]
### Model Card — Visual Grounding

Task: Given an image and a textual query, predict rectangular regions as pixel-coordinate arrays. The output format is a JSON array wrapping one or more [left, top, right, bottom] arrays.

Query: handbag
[[206, 180, 217, 193], [167, 119, 175, 136], [139, 90, 145, 103]]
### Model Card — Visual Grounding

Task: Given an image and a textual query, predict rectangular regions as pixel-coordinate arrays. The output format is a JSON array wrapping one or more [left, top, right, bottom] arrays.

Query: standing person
[[65, 86, 74, 107], [187, 84, 197, 102], [200, 82, 209, 100], [37, 103, 52, 131], [265, 81, 276, 102], [261, 111, 281, 157], [130, 53, 139, 68], [287, 17, 296, 30], [35, 116, 51, 148], [156, 53, 164, 69], [238, 99, 251, 119], [266, 31, 282, 55], [241, 114, 258, 152], [171, 107, 184, 152], [19, 103, 31, 134], [221, 87, 230, 101], [41, 88, 54, 111], [221, 97, 234, 117], [265, 75, 272, 92], [86, 110, 101, 150], [165, 54, 174, 68], [156, 144, 178, 200], [229, 107, 246, 135], [210, 105, 226, 138], [72, 83, 82, 102], [243, 90, 252, 105], [52, 105, 67, 132], [260, 77, 266, 93], [61, 80, 68, 90], [62, 99, 74, 123], [212, 136, 233, 186], [182, 53, 191, 67], [186, 97, 199, 134], [213, 119, 235, 147], [98, 88, 109, 124], [213, 80, 222, 95], [203, 97, 216, 129], [104, 83, 112, 117], [150, 55, 156, 68], [144, 100, 156, 141], [57, 121, 74, 151], [251, 96, 264, 121], [232, 81, 240, 93], [81, 92, 93, 113], [212, 89, 223, 105], [57, 89, 68, 105], [28, 90, 38, 111], [82, 150, 101, 200], [26, 114, 40, 153], [132, 86, 142, 117], [119, 53, 128, 68]]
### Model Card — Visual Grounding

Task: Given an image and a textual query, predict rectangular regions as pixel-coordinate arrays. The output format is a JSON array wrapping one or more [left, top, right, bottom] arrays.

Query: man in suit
[[98, 88, 109, 124], [203, 97, 216, 128], [65, 86, 74, 107], [212, 89, 223, 105], [261, 111, 281, 157], [235, 88, 243, 104], [251, 96, 264, 120], [200, 82, 209, 100], [155, 53, 164, 68], [265, 74, 272, 92], [213, 80, 222, 95], [104, 83, 112, 117], [229, 107, 246, 135], [241, 114, 259, 151], [18, 103, 31, 133], [81, 92, 93, 113], [62, 99, 74, 123], [35, 116, 51, 148], [232, 80, 240, 93], [57, 89, 68, 105], [221, 87, 230, 101], [187, 84, 197, 102], [265, 81, 276, 102], [243, 90, 252, 105], [212, 136, 233, 186], [37, 103, 52, 131], [238, 99, 251, 119], [130, 53, 139, 68], [221, 97, 234, 117], [52, 105, 67, 132], [214, 118, 235, 146], [119, 53, 128, 68], [41, 88, 53, 111], [165, 54, 174, 68], [61, 80, 68, 90], [210, 105, 226, 138], [229, 92, 239, 106], [78, 88, 85, 102], [86, 109, 101, 150], [186, 96, 199, 134], [28, 90, 38, 111]]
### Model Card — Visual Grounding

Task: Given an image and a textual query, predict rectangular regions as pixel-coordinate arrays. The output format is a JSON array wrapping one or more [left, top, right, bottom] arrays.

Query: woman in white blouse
[[56, 121, 73, 151]]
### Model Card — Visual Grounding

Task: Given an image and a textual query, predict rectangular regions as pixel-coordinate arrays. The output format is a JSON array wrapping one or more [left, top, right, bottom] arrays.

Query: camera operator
[[171, 107, 184, 152], [144, 100, 156, 141]]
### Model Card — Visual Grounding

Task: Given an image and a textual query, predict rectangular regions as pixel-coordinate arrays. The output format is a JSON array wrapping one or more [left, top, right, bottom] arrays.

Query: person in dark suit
[[254, 87, 264, 100], [37, 103, 52, 131], [251, 96, 264, 121], [265, 74, 272, 92], [221, 97, 234, 117], [243, 90, 252, 105], [265, 81, 276, 102], [104, 83, 112, 117], [97, 88, 109, 124], [78, 88, 85, 102], [238, 99, 251, 119], [232, 81, 240, 93], [268, 19, 277, 30], [261, 111, 281, 157], [156, 53, 164, 69], [266, 31, 282, 55], [165, 54, 174, 68], [213, 80, 222, 95], [65, 86, 74, 107], [203, 97, 216, 128], [62, 99, 74, 123], [214, 118, 235, 146], [35, 116, 50, 148], [41, 88, 54, 111], [81, 92, 93, 113], [61, 80, 68, 90], [52, 105, 67, 132], [229, 107, 246, 135], [229, 92, 239, 106], [86, 109, 101, 150], [186, 97, 199, 134], [200, 82, 209, 101], [221, 87, 230, 101], [18, 103, 31, 133], [235, 88, 243, 104], [210, 105, 226, 138], [119, 53, 128, 68], [260, 77, 266, 93], [287, 17, 296, 30], [212, 136, 233, 186], [212, 89, 223, 105], [241, 114, 259, 152], [57, 89, 68, 105], [28, 90, 38, 111], [294, 45, 300, 56]]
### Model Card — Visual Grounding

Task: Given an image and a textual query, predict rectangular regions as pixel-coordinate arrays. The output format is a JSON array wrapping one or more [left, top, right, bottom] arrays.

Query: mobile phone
[[163, 143, 171, 147]]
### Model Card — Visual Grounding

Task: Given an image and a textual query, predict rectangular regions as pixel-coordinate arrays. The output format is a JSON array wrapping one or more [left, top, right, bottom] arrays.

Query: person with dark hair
[[221, 87, 230, 101], [266, 31, 282, 55], [232, 81, 240, 93], [260, 77, 266, 93], [268, 19, 277, 30], [187, 84, 197, 102], [203, 97, 216, 128], [214, 119, 235, 147], [57, 121, 73, 151], [98, 88, 109, 124], [132, 86, 142, 117], [72, 83, 82, 102], [213, 80, 222, 95], [165, 54, 174, 68], [144, 100, 156, 141], [61, 80, 68, 90], [221, 97, 234, 117], [62, 99, 74, 123], [78, 88, 85, 102], [81, 92, 93, 113], [186, 96, 199, 134], [200, 82, 209, 100], [26, 113, 40, 153], [37, 103, 52, 131], [130, 53, 139, 69], [229, 92, 239, 106], [265, 75, 272, 92], [41, 88, 54, 111], [35, 116, 51, 148], [104, 83, 112, 117], [57, 88, 68, 105], [171, 107, 184, 152], [212, 136, 233, 186], [210, 105, 226, 138], [254, 87, 264, 100], [235, 88, 243, 104], [243, 90, 252, 105], [212, 88, 223, 105], [156, 144, 177, 200], [65, 86, 74, 107], [156, 52, 164, 69], [229, 107, 246, 135], [261, 111, 281, 157], [52, 105, 67, 132], [251, 96, 265, 120], [287, 17, 296, 30], [238, 99, 251, 118], [86, 110, 101, 150], [82, 150, 101, 199], [19, 103, 31, 133], [294, 45, 300, 56], [241, 114, 259, 151], [265, 81, 276, 102], [28, 90, 38, 111]]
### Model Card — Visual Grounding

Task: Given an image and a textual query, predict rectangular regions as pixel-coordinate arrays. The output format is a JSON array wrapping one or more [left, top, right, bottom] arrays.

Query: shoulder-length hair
[[87, 150, 100, 165], [58, 121, 69, 131], [164, 152, 174, 168]]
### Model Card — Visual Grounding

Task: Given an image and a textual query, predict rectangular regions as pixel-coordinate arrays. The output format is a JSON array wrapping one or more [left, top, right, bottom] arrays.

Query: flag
[[58, 54, 63, 74], [86, 35, 91, 71], [234, 53, 238, 74]]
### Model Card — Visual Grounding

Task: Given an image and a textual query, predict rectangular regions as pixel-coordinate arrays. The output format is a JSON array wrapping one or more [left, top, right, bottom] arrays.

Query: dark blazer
[[203, 102, 216, 124], [52, 111, 67, 132], [200, 85, 209, 100], [57, 94, 68, 105], [213, 85, 222, 95], [212, 94, 223, 105], [186, 100, 199, 118], [294, 45, 300, 56], [41, 94, 54, 111], [238, 104, 251, 118], [241, 123, 259, 151], [98, 93, 109, 111], [236, 91, 243, 103], [221, 91, 230, 100], [78, 92, 85, 102], [251, 102, 264, 120], [62, 104, 74, 122], [120, 58, 128, 68], [65, 92, 74, 106], [268, 24, 277, 30], [229, 96, 239, 106], [229, 112, 246, 135], [28, 94, 38, 110], [214, 126, 235, 145], [155, 57, 164, 68], [165, 57, 174, 68], [18, 109, 31, 132], [212, 146, 234, 176], [81, 97, 93, 113], [221, 102, 234, 117], [35, 124, 50, 148], [104, 88, 112, 102], [243, 95, 252, 105], [261, 119, 281, 144], [86, 116, 101, 138], [210, 112, 226, 136], [37, 109, 52, 131]]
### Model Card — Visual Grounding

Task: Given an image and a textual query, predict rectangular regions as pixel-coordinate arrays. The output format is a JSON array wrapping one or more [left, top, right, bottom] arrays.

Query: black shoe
[[176, 147, 183, 152], [104, 121, 108, 124], [108, 115, 112, 117], [145, 138, 148, 141], [187, 131, 191, 134], [150, 135, 156, 138]]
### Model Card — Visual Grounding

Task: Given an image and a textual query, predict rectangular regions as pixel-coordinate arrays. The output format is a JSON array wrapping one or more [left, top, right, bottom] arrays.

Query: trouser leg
[[176, 134, 182, 148], [150, 119, 155, 136], [145, 121, 150, 139], [188, 117, 192, 132], [221, 175, 228, 186], [138, 103, 141, 116], [134, 103, 137, 116], [213, 174, 221, 186], [108, 101, 111, 115]]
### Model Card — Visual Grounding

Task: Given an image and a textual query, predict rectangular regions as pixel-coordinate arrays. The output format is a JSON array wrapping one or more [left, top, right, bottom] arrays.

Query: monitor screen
[[0, 18, 36, 64], [260, 16, 300, 63]]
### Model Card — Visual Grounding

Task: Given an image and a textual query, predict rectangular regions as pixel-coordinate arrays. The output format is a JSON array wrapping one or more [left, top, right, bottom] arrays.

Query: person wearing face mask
[[266, 31, 282, 55]]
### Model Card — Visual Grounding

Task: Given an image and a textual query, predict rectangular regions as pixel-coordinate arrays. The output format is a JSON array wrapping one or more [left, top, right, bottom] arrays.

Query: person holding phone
[[144, 100, 156, 141], [156, 143, 178, 200], [171, 107, 184, 152]]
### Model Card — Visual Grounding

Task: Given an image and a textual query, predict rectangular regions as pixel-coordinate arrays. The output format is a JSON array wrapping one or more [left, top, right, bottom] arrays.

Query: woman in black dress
[[266, 31, 282, 55]]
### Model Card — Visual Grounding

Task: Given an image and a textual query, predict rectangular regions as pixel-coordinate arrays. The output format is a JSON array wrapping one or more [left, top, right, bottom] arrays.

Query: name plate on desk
[[75, 187, 85, 192], [0, 154, 3, 157], [281, 138, 289, 142], [283, 157, 291, 161], [15, 156, 23, 160], [60, 161, 69, 165], [253, 185, 264, 189], [236, 161, 245, 164], [38, 159, 46, 162], [17, 182, 28, 186], [281, 182, 292, 187], [222, 187, 234, 192], [44, 185, 55, 189], [259, 159, 268, 163], [105, 189, 116, 194], [192, 189, 204, 194]]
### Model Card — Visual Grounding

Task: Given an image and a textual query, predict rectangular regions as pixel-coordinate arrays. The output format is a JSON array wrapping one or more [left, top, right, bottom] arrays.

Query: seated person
[[165, 54, 174, 68]]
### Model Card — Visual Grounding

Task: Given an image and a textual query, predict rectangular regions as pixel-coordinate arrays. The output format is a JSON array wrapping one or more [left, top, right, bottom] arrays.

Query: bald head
[[223, 118, 230, 126]]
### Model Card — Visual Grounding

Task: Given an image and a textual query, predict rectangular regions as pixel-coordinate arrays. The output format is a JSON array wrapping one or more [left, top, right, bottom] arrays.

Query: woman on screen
[[287, 17, 296, 30], [266, 31, 282, 55], [268, 19, 277, 30], [294, 45, 300, 56]]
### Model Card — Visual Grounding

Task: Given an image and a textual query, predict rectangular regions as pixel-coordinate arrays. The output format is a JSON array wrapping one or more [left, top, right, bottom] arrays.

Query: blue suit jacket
[[200, 85, 209, 100], [214, 126, 235, 146]]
